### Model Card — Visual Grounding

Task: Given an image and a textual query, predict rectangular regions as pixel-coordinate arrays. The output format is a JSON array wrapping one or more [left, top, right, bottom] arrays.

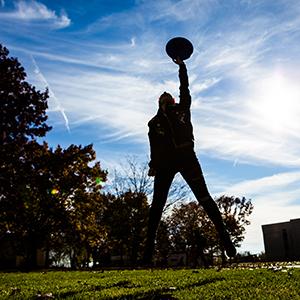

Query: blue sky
[[1, 0, 300, 254]]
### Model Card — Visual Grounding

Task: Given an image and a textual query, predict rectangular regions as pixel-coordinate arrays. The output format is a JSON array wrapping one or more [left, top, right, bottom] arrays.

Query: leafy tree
[[0, 44, 108, 268], [2, 139, 107, 268], [167, 202, 214, 264], [42, 144, 107, 269], [216, 195, 254, 262], [0, 44, 51, 144], [1, 44, 51, 267], [97, 191, 149, 266], [1, 44, 50, 232], [167, 196, 253, 265]]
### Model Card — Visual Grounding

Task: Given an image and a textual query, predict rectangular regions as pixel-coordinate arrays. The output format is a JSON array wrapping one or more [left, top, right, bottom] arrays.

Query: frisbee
[[166, 37, 194, 61]]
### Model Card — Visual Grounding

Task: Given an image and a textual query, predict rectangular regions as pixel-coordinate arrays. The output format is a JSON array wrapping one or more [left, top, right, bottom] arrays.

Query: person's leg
[[180, 153, 236, 258], [143, 168, 176, 264]]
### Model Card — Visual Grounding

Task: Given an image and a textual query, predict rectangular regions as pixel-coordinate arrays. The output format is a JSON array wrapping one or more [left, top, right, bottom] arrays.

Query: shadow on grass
[[49, 275, 225, 299], [118, 292, 178, 300], [108, 277, 225, 300], [54, 279, 141, 299], [188, 277, 225, 288], [107, 276, 225, 300]]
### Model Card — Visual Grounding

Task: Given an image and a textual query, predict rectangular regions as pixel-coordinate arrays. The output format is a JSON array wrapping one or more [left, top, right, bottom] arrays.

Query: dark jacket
[[148, 63, 195, 169]]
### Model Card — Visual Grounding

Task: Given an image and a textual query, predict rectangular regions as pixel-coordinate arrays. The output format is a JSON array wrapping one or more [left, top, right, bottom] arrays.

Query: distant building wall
[[289, 219, 300, 257], [0, 233, 47, 269], [262, 218, 300, 261]]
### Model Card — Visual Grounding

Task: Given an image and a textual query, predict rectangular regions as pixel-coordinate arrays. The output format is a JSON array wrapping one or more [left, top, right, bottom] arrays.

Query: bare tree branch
[[107, 156, 190, 211]]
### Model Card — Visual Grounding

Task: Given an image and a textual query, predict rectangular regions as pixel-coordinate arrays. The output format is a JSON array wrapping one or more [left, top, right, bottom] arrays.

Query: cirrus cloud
[[0, 0, 71, 29]]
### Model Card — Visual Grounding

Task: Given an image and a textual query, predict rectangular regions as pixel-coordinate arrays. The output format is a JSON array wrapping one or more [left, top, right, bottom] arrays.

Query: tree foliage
[[1, 44, 52, 267], [165, 196, 253, 264], [95, 191, 149, 266], [216, 195, 254, 247], [0, 44, 107, 268], [166, 202, 215, 257], [0, 44, 51, 144], [41, 144, 107, 268], [1, 44, 51, 234]]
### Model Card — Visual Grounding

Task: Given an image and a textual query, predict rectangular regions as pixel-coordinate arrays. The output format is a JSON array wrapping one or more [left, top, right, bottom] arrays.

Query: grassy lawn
[[1, 266, 300, 299]]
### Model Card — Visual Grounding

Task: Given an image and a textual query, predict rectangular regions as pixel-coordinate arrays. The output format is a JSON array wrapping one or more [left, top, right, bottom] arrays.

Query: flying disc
[[166, 37, 194, 60]]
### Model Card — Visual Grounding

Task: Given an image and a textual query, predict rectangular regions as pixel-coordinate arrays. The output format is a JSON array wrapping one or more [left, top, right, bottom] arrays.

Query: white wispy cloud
[[42, 68, 166, 143], [0, 0, 70, 28], [86, 0, 216, 35], [222, 171, 300, 201], [31, 55, 70, 132], [5, 0, 300, 171], [1, 0, 5, 8], [147, 0, 216, 23], [15, 1, 300, 167]]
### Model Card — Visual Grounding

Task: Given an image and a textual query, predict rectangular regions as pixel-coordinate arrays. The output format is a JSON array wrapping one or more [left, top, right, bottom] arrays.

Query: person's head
[[159, 92, 175, 110]]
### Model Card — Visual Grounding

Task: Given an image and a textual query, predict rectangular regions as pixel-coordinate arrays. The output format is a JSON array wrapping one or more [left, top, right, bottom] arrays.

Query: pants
[[143, 150, 229, 263]]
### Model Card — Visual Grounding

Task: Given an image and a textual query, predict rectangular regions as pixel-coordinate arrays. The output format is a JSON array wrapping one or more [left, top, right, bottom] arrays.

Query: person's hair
[[159, 92, 175, 106]]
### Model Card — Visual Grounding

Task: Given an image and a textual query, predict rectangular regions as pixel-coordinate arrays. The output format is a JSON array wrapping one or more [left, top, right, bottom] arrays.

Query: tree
[[167, 196, 253, 265], [42, 144, 107, 269], [216, 195, 254, 261], [0, 44, 51, 144], [97, 191, 149, 266], [0, 44, 108, 269], [109, 156, 190, 212], [1, 139, 107, 268], [167, 202, 214, 266], [1, 44, 51, 267], [1, 44, 51, 233], [0, 44, 51, 210]]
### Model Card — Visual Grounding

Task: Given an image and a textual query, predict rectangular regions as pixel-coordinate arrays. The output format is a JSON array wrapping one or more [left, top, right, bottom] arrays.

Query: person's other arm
[[148, 124, 157, 177]]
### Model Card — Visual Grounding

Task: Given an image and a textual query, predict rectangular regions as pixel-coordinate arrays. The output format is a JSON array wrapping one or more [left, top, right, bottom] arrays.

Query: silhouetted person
[[143, 57, 236, 265]]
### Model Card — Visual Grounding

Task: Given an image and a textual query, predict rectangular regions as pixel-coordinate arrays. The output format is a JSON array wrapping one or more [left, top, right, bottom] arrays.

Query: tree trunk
[[221, 248, 227, 266], [70, 249, 78, 269], [24, 235, 38, 270]]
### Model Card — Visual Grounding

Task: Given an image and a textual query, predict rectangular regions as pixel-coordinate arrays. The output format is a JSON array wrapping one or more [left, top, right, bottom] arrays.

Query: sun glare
[[249, 72, 300, 134]]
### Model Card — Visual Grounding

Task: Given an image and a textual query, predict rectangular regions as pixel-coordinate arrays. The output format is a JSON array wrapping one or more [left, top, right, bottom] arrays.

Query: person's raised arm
[[173, 57, 191, 109]]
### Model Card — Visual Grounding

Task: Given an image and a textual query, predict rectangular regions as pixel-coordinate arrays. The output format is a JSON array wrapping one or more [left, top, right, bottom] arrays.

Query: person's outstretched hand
[[173, 56, 184, 65]]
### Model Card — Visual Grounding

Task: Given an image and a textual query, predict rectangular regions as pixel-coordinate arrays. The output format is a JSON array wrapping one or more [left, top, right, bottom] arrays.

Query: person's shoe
[[220, 231, 236, 258]]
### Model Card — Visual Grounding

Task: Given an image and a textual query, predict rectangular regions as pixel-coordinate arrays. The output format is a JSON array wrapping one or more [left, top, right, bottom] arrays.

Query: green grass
[[1, 267, 300, 299]]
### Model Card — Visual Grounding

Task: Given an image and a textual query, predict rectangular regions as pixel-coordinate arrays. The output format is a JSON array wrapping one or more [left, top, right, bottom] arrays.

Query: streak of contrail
[[30, 55, 70, 132], [233, 158, 239, 167]]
